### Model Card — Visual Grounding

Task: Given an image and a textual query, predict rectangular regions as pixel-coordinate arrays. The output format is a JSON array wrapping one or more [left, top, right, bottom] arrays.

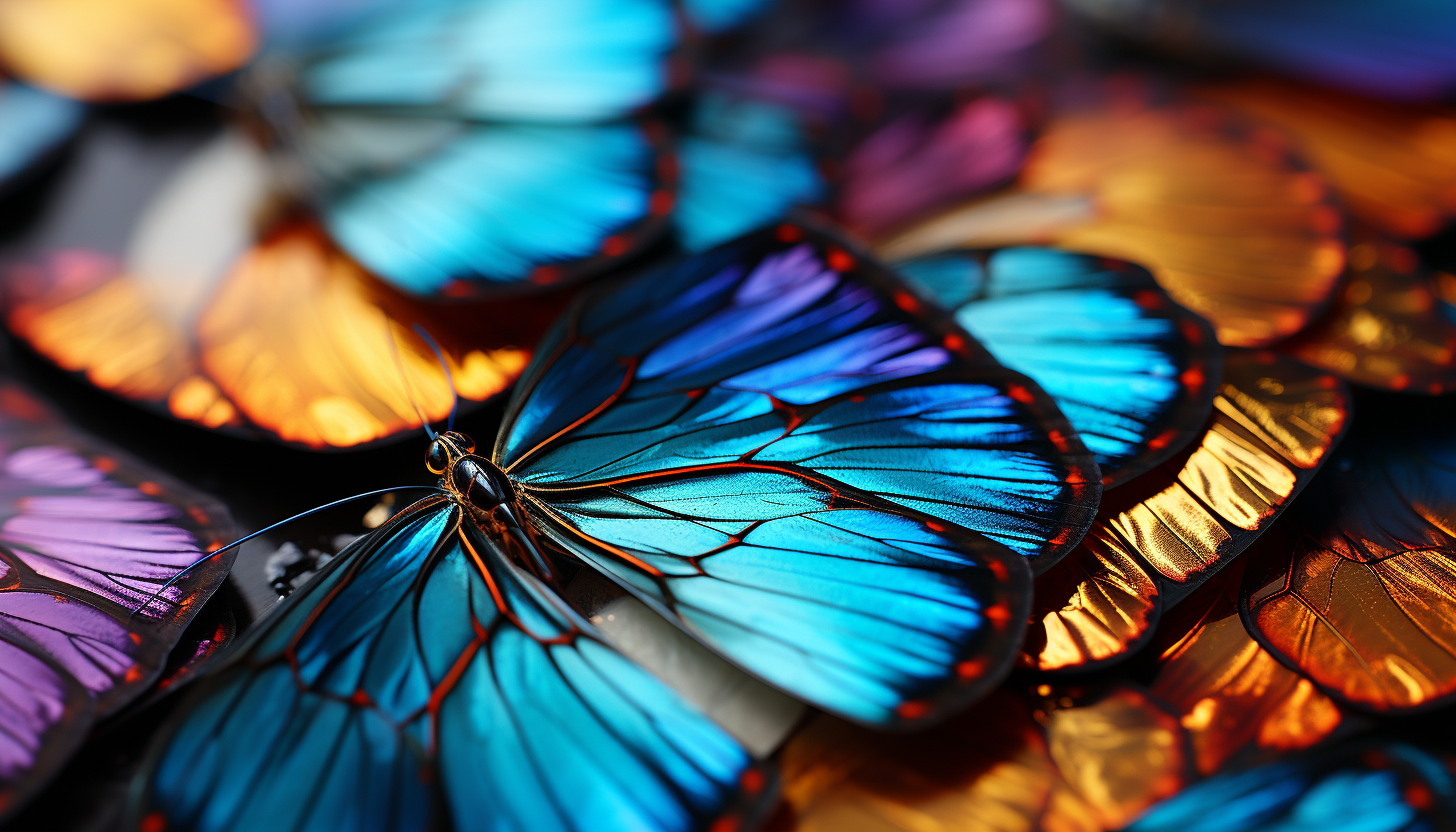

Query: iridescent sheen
[[0, 383, 234, 820], [1241, 395, 1456, 712], [1024, 351, 1349, 672]]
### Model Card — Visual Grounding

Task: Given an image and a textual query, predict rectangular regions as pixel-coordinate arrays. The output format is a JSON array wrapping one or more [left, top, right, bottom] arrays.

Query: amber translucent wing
[[0, 0, 255, 101], [1147, 563, 1344, 777], [1199, 80, 1456, 240], [879, 100, 1347, 347], [1284, 232, 1456, 395], [3, 124, 562, 448], [1022, 352, 1349, 672], [777, 686, 1187, 832], [1241, 396, 1456, 712]]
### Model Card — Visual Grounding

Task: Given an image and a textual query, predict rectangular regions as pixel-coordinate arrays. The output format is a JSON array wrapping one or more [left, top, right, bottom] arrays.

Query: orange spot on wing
[[776, 224, 803, 242], [740, 769, 765, 795], [1181, 367, 1205, 388], [893, 291, 921, 314], [124, 665, 143, 683], [92, 456, 116, 473], [956, 658, 986, 678], [943, 333, 966, 352], [601, 235, 630, 257], [1007, 384, 1034, 405], [649, 190, 674, 215], [827, 248, 855, 272], [1148, 428, 1178, 450], [140, 812, 168, 832], [896, 700, 930, 720], [129, 633, 142, 645], [138, 481, 162, 496]]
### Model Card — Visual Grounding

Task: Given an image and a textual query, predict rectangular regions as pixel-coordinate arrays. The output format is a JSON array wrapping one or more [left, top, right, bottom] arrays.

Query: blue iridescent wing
[[895, 247, 1221, 486], [134, 496, 765, 832], [0, 82, 82, 190], [293, 0, 679, 122], [307, 118, 673, 295], [274, 0, 682, 296], [676, 0, 774, 34], [675, 92, 825, 252], [1125, 742, 1455, 832], [493, 225, 1098, 726]]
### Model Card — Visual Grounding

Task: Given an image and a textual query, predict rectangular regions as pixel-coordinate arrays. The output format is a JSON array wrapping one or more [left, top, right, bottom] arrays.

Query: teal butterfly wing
[[134, 495, 766, 832], [493, 225, 1100, 727]]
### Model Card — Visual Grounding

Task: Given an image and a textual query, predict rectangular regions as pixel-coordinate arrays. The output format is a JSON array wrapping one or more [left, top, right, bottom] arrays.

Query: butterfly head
[[426, 431, 475, 475]]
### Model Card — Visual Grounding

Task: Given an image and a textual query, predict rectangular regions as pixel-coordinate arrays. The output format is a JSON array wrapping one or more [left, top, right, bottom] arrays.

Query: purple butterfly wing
[[0, 384, 235, 815]]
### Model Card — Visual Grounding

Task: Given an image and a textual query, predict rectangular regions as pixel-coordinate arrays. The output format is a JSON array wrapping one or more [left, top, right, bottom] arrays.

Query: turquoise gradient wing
[[493, 225, 1099, 726], [308, 118, 672, 295], [895, 247, 1221, 486], [674, 92, 825, 252], [134, 496, 763, 832]]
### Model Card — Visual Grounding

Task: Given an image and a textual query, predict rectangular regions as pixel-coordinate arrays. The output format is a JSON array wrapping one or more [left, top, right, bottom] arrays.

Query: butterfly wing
[[0, 0, 254, 102], [675, 92, 825, 252], [1125, 741, 1456, 832], [880, 99, 1349, 347], [0, 382, 234, 816], [1023, 351, 1349, 672], [1240, 395, 1456, 712], [3, 122, 562, 448], [495, 225, 1098, 726], [134, 496, 765, 832], [0, 81, 81, 190], [307, 116, 674, 295], [895, 247, 1222, 486], [0, 627, 92, 822], [294, 0, 678, 123], [841, 97, 1026, 237]]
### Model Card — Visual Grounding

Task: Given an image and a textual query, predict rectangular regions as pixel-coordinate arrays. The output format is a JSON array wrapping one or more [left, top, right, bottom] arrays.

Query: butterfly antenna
[[128, 486, 447, 620], [412, 324, 458, 432], [384, 317, 437, 440]]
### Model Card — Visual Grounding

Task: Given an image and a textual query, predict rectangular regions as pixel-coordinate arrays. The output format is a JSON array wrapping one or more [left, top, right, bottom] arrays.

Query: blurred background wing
[[136, 497, 766, 832], [674, 91, 826, 253], [4, 118, 565, 448], [1066, 0, 1456, 103], [894, 247, 1221, 487], [1023, 351, 1349, 672], [0, 0, 255, 101], [879, 98, 1348, 347]]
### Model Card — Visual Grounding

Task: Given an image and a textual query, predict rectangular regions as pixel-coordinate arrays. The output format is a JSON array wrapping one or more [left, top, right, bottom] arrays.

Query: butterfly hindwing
[[495, 225, 1097, 726], [136, 496, 763, 832]]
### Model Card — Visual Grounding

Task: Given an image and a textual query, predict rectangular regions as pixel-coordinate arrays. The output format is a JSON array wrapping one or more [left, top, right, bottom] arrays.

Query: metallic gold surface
[[778, 687, 1188, 832], [879, 102, 1346, 347], [6, 223, 556, 448], [1200, 80, 1456, 240], [1285, 231, 1456, 394], [779, 691, 1055, 832], [1023, 352, 1349, 671], [1021, 528, 1159, 672], [1149, 567, 1341, 776], [1043, 687, 1186, 829], [1241, 401, 1456, 712], [0, 0, 255, 101], [1246, 543, 1456, 712]]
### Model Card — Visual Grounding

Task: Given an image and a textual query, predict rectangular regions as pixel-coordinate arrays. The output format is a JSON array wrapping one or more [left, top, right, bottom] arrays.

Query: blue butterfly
[[894, 247, 1221, 486], [130, 225, 1098, 832], [1125, 741, 1455, 832], [0, 81, 82, 191]]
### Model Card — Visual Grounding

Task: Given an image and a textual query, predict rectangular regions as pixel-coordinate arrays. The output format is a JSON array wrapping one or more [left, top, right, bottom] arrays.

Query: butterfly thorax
[[426, 431, 516, 516]]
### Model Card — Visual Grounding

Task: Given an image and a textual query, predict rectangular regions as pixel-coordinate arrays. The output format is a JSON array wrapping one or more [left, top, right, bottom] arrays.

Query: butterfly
[[128, 224, 1100, 832], [3, 109, 568, 449], [0, 77, 81, 193], [0, 379, 236, 822], [878, 92, 1349, 348], [1239, 392, 1456, 713]]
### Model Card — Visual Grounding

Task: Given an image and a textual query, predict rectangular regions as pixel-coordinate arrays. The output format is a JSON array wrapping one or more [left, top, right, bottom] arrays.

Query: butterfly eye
[[425, 442, 449, 475]]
